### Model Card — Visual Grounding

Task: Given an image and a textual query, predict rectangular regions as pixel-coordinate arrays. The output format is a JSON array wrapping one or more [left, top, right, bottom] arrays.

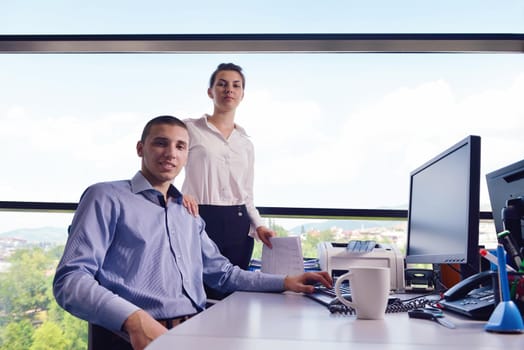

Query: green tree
[[0, 248, 55, 325], [0, 245, 90, 349], [47, 300, 88, 350], [302, 229, 336, 258], [0, 319, 34, 350], [46, 245, 66, 262], [60, 314, 88, 350], [29, 322, 70, 350]]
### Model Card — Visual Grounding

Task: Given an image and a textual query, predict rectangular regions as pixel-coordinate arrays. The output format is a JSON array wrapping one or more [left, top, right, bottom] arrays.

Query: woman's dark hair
[[209, 63, 245, 89], [141, 115, 187, 142]]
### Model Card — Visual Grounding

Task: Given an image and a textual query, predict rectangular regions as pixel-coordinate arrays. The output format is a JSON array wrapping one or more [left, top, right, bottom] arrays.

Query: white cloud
[[1, 67, 523, 211], [240, 72, 524, 208], [0, 108, 145, 201]]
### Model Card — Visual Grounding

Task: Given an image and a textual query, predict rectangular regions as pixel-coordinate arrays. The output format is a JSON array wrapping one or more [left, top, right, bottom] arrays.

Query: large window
[[1, 3, 524, 226], [0, 2, 523, 348], [1, 54, 523, 211]]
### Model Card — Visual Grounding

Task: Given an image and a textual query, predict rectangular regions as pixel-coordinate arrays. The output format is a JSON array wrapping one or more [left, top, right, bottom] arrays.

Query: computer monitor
[[405, 135, 481, 279], [486, 158, 524, 250]]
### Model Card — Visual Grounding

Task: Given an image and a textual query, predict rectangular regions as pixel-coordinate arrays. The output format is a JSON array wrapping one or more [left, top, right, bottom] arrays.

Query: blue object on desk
[[484, 244, 524, 333], [487, 249, 498, 271]]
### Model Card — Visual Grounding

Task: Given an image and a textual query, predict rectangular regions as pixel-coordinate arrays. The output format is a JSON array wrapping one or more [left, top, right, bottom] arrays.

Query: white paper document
[[261, 236, 304, 275]]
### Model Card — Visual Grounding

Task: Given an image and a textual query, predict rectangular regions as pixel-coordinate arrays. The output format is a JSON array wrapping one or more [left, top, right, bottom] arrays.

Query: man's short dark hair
[[141, 115, 187, 142]]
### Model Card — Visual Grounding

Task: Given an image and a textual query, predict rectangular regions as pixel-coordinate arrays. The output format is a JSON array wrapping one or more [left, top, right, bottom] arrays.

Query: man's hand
[[256, 225, 276, 248], [284, 271, 333, 294], [123, 309, 167, 350], [182, 195, 199, 217]]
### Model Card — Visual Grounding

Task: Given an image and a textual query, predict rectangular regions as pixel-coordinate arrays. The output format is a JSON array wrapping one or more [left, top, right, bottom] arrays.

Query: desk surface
[[146, 291, 523, 350]]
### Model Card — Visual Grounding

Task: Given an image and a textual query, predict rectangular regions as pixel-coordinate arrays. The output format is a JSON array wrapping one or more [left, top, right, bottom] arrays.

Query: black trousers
[[88, 324, 132, 350], [88, 316, 192, 350], [199, 204, 254, 299]]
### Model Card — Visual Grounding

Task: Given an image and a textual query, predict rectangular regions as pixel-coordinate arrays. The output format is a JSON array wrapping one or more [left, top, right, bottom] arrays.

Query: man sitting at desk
[[53, 115, 332, 350]]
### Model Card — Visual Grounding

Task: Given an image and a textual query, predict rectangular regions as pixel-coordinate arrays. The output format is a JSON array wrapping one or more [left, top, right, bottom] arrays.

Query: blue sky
[[2, 1, 523, 34]]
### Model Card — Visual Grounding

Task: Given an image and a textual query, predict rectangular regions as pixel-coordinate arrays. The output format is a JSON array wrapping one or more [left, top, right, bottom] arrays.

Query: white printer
[[317, 241, 405, 291]]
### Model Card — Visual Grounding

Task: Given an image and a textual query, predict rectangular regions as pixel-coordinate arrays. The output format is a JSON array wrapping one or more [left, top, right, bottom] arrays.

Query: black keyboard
[[306, 284, 352, 306], [317, 284, 352, 297], [306, 284, 432, 314]]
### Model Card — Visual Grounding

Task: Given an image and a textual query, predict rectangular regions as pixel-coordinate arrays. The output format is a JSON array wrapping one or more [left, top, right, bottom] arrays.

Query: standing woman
[[182, 63, 276, 291]]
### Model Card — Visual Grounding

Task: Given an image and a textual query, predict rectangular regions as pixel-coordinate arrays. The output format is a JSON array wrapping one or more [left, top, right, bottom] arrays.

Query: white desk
[[146, 291, 523, 350]]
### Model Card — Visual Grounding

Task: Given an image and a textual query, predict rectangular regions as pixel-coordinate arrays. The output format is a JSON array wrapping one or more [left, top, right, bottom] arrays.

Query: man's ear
[[207, 88, 213, 99], [136, 141, 143, 157]]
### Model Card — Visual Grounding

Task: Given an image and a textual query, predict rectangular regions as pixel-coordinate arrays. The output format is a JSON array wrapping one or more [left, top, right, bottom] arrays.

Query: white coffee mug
[[334, 266, 391, 320]]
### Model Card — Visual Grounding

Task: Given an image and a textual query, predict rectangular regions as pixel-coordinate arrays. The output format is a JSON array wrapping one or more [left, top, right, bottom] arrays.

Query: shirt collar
[[201, 114, 249, 137], [131, 171, 183, 204]]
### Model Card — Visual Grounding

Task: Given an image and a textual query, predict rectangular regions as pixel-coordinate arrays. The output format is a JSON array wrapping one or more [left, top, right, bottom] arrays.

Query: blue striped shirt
[[53, 171, 284, 331]]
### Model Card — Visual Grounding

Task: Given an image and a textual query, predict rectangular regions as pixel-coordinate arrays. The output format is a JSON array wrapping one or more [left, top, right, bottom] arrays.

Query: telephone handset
[[440, 270, 497, 320], [443, 270, 496, 301]]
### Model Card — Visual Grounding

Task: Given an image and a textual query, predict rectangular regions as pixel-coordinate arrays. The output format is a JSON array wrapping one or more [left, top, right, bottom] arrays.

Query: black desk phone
[[439, 270, 497, 320]]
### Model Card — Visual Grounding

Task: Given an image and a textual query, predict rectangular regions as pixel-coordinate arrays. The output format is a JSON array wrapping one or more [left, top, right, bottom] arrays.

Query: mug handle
[[334, 271, 355, 309]]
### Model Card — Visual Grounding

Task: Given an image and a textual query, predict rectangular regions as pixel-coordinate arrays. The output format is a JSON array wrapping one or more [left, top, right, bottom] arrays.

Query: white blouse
[[182, 115, 264, 237]]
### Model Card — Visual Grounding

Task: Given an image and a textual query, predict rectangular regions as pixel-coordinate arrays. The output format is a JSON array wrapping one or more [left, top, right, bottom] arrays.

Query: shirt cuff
[[97, 295, 141, 332]]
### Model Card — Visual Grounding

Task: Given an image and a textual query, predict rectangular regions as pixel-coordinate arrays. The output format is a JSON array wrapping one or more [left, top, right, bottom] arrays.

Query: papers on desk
[[261, 236, 304, 275]]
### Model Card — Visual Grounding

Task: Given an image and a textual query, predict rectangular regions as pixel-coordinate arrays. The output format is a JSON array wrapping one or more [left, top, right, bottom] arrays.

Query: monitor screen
[[405, 135, 481, 278], [486, 158, 524, 248]]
